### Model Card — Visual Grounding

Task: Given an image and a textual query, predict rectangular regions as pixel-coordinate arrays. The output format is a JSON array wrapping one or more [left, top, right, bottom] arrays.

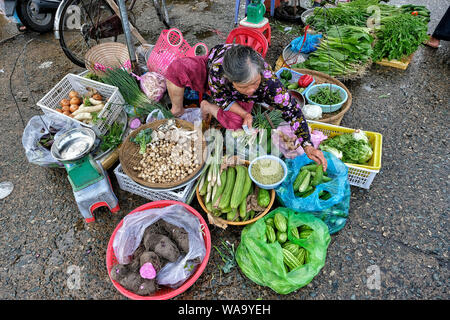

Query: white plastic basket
[[113, 163, 197, 204], [37, 73, 125, 136]]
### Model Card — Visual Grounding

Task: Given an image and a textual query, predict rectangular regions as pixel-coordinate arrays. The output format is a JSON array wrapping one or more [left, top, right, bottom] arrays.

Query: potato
[[136, 279, 157, 296], [109, 264, 130, 282], [119, 273, 142, 292], [63, 111, 71, 116], [139, 251, 162, 273], [55, 108, 63, 113], [154, 236, 180, 263], [159, 220, 190, 253], [143, 233, 180, 262], [62, 105, 70, 112]]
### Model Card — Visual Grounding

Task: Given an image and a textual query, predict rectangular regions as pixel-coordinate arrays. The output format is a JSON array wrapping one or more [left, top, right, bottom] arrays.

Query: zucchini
[[218, 167, 236, 210], [239, 198, 247, 219], [230, 165, 246, 209], [227, 208, 238, 221], [239, 169, 252, 204]]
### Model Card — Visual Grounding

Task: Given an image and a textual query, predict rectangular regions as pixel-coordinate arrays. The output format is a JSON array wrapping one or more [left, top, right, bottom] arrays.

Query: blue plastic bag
[[275, 152, 350, 234], [290, 34, 322, 54]]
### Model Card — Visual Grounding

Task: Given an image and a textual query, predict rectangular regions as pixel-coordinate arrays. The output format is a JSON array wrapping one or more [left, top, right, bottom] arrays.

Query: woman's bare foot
[[426, 36, 440, 48], [170, 105, 185, 117]]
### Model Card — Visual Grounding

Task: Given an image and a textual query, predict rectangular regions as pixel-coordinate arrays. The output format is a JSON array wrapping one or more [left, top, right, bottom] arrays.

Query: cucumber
[[293, 169, 309, 191], [298, 171, 311, 193], [301, 163, 318, 172], [311, 164, 323, 187]]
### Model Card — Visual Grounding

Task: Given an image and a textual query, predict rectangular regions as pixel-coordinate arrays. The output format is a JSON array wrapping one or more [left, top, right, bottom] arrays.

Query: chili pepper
[[298, 74, 313, 88], [411, 11, 418, 16]]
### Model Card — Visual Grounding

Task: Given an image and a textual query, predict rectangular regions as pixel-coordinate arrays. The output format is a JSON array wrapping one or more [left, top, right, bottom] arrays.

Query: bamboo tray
[[119, 119, 206, 189], [196, 160, 276, 228], [375, 54, 413, 70]]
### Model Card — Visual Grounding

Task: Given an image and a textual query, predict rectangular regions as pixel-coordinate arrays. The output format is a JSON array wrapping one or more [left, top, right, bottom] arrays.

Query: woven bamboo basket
[[196, 160, 276, 227], [84, 42, 131, 77], [119, 119, 206, 189]]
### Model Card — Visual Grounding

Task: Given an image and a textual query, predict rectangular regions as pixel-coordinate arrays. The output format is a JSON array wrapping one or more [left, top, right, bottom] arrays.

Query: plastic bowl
[[248, 155, 288, 190], [106, 200, 211, 300], [305, 83, 348, 113]]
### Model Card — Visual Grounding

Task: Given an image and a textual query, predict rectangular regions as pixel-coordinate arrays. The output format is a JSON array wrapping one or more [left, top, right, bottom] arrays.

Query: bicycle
[[56, 0, 171, 67]]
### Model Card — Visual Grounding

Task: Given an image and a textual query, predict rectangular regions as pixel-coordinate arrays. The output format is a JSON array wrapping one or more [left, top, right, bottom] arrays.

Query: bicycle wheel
[[58, 0, 118, 67], [152, 0, 170, 28]]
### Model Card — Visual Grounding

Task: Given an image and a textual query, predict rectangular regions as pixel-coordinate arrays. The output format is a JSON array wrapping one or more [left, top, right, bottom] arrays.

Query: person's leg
[[426, 6, 450, 48], [166, 80, 186, 116], [165, 55, 209, 117]]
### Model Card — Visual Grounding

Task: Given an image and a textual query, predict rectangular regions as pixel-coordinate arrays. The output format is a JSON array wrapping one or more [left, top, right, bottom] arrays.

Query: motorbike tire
[[17, 0, 55, 33]]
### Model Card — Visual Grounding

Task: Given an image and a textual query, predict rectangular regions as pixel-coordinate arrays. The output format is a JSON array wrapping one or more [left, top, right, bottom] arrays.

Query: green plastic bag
[[236, 207, 331, 295]]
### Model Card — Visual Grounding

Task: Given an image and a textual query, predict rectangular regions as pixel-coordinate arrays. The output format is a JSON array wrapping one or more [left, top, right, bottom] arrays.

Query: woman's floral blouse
[[206, 44, 311, 146]]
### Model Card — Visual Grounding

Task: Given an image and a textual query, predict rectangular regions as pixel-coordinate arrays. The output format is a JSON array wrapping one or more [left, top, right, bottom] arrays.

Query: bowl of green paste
[[249, 155, 287, 190]]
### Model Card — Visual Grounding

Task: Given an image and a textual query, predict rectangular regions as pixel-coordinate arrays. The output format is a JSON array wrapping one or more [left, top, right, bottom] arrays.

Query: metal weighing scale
[[51, 128, 120, 223]]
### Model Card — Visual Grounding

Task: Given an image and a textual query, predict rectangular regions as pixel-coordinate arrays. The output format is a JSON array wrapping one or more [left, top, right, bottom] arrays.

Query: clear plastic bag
[[112, 204, 207, 289], [272, 124, 327, 159], [178, 108, 202, 125], [22, 113, 81, 168]]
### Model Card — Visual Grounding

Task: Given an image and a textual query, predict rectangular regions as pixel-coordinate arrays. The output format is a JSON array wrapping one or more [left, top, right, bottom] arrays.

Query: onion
[[60, 99, 70, 107], [69, 104, 79, 113], [68, 90, 79, 99], [70, 97, 81, 105]]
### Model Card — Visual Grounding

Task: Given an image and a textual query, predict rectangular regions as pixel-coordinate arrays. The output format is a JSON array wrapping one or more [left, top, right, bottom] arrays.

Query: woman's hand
[[303, 145, 328, 172], [242, 112, 253, 129]]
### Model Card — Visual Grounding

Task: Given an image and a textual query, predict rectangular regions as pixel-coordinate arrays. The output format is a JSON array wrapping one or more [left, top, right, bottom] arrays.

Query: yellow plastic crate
[[307, 121, 383, 189]]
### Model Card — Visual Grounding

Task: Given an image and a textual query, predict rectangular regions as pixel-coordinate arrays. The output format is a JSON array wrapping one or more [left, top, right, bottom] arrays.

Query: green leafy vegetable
[[131, 128, 153, 154], [320, 132, 373, 164], [372, 13, 429, 61], [100, 122, 124, 151]]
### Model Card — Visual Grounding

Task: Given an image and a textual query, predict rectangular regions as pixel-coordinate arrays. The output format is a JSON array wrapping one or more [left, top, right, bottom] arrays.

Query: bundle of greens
[[252, 105, 284, 130], [306, 0, 398, 31], [372, 13, 429, 61], [102, 68, 173, 119], [292, 25, 374, 78], [100, 121, 124, 151], [319, 130, 373, 164]]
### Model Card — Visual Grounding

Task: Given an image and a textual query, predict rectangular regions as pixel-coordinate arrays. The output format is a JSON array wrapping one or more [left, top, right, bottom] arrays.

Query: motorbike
[[4, 0, 61, 33]]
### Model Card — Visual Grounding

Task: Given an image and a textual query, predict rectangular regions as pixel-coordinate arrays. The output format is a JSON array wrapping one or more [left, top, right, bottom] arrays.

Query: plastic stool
[[72, 162, 119, 223], [239, 17, 271, 46]]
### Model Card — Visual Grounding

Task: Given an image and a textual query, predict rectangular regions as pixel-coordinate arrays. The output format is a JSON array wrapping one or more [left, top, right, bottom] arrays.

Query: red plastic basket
[[146, 28, 209, 76], [106, 200, 211, 300]]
